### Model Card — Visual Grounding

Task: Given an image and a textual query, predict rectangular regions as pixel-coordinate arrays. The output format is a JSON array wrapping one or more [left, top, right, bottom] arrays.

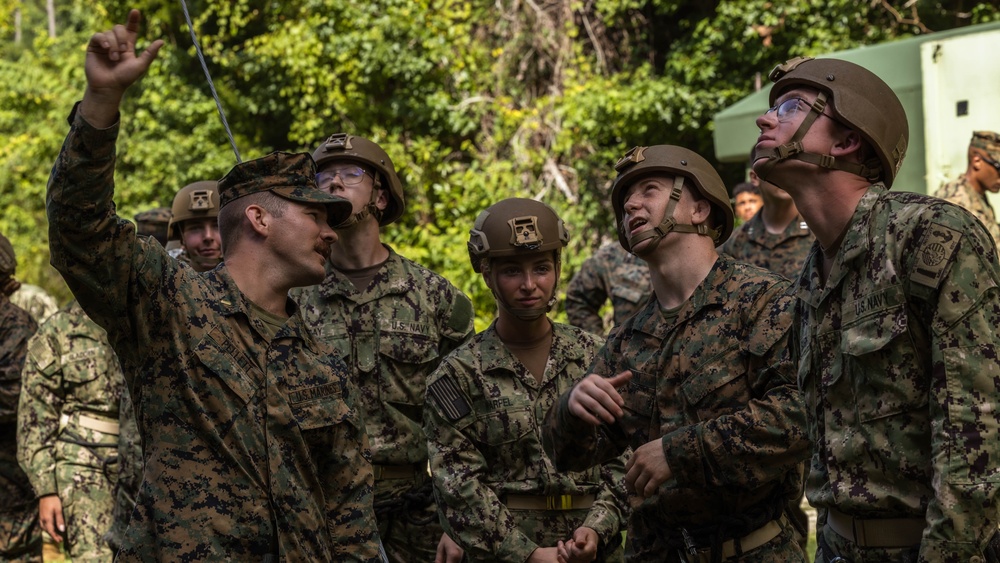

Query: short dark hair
[[732, 182, 759, 197], [218, 191, 289, 251]]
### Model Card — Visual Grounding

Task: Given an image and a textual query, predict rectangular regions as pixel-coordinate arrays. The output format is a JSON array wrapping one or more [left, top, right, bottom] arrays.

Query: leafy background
[[3, 0, 998, 329]]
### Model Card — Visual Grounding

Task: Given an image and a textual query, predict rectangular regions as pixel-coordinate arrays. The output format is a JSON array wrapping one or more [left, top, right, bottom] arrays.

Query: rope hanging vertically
[[178, 0, 241, 163]]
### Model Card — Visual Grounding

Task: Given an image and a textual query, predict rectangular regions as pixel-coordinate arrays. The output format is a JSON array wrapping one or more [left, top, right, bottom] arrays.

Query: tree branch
[[873, 0, 932, 34]]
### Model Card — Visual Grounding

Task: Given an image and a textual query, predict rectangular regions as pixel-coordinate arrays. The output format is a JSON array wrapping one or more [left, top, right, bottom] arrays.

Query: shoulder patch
[[428, 376, 472, 422], [446, 294, 475, 337], [27, 334, 57, 372], [911, 222, 962, 290]]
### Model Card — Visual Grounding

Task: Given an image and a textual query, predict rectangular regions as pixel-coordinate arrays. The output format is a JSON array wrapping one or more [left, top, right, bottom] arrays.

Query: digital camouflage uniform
[[294, 249, 474, 562], [17, 300, 122, 561], [425, 322, 628, 561], [565, 243, 650, 335], [543, 256, 809, 562], [719, 210, 814, 548], [105, 383, 137, 554], [793, 184, 1000, 562], [107, 208, 174, 553], [0, 296, 40, 562], [10, 285, 58, 326], [933, 175, 1000, 249], [47, 105, 381, 562], [719, 211, 815, 281]]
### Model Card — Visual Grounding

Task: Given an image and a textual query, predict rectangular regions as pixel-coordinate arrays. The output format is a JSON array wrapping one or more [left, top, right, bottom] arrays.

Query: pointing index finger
[[125, 9, 143, 36]]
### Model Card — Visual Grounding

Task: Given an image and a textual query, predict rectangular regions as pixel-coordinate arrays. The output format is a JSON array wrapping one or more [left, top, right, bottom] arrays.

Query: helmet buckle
[[775, 143, 802, 159]]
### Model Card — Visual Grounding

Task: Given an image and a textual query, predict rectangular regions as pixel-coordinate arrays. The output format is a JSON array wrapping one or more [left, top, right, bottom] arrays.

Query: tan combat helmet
[[468, 198, 569, 273], [311, 133, 405, 227], [468, 197, 569, 320], [610, 145, 734, 253], [167, 181, 220, 240], [755, 57, 909, 188]]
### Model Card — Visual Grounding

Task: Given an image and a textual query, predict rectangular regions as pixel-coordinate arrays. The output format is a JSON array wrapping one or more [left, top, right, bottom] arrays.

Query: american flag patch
[[428, 376, 472, 422]]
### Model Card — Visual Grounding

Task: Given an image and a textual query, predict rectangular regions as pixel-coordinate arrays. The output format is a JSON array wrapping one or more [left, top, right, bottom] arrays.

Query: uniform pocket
[[291, 384, 351, 431], [842, 305, 926, 422], [476, 407, 533, 447], [378, 328, 439, 407], [62, 342, 108, 385], [943, 344, 1000, 484], [474, 406, 535, 481], [619, 371, 657, 442], [679, 347, 749, 422], [318, 324, 352, 365], [191, 326, 261, 414]]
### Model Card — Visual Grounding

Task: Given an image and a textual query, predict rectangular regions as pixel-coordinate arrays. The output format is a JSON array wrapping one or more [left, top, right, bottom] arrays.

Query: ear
[[375, 187, 389, 211], [748, 169, 760, 185], [830, 130, 864, 159], [690, 198, 713, 226], [971, 154, 983, 171], [244, 204, 270, 237]]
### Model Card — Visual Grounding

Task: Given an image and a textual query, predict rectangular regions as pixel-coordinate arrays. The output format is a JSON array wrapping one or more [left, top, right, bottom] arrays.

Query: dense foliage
[[3, 0, 997, 327]]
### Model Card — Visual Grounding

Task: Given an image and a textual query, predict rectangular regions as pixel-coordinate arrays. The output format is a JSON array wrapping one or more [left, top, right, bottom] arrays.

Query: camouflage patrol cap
[[971, 131, 1000, 163], [218, 151, 353, 228], [0, 232, 15, 278], [135, 207, 171, 245]]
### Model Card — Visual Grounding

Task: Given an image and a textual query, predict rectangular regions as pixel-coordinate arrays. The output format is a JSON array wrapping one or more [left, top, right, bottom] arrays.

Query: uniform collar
[[477, 321, 588, 380], [631, 255, 733, 340], [795, 183, 885, 307], [744, 209, 811, 241], [318, 244, 407, 301], [205, 264, 313, 349]]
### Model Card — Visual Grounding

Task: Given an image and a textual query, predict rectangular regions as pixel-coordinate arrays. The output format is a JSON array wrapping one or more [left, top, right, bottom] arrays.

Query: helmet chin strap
[[334, 185, 384, 229], [495, 295, 552, 321], [622, 176, 718, 253], [754, 92, 880, 184]]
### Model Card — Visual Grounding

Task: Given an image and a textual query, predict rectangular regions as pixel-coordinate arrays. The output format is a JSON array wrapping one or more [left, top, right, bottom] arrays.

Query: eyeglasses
[[765, 96, 840, 125], [316, 166, 370, 190], [764, 97, 808, 122]]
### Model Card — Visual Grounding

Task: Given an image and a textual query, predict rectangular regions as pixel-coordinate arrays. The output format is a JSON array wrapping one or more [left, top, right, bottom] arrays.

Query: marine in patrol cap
[[971, 131, 1000, 163], [134, 207, 171, 246], [218, 151, 353, 227]]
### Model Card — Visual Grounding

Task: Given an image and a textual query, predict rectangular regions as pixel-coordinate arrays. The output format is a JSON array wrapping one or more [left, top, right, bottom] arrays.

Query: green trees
[[2, 1, 996, 325]]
